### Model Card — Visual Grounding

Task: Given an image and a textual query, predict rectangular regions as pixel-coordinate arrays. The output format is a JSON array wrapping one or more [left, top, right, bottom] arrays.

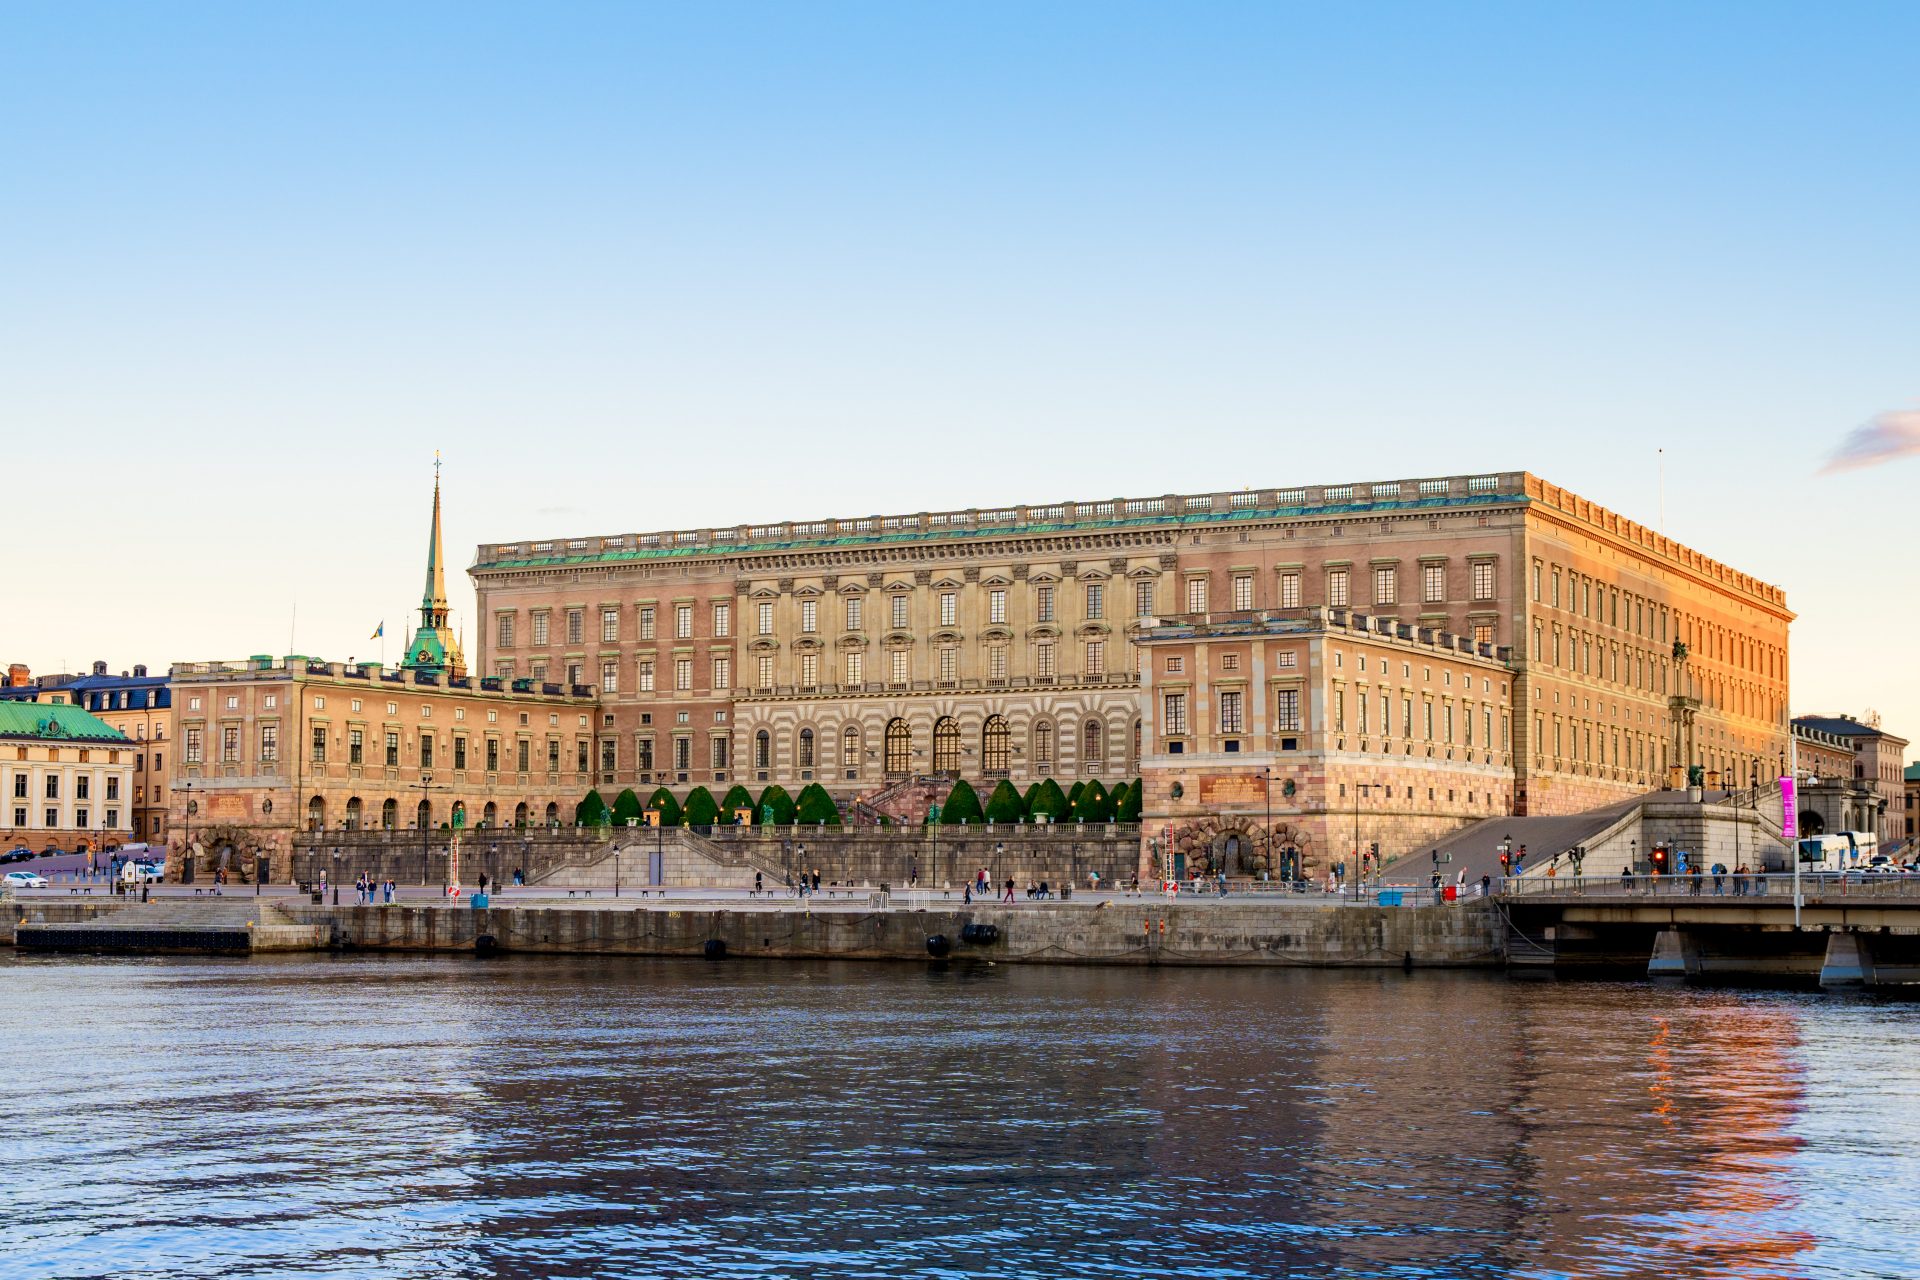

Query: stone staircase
[[850, 775, 950, 826], [14, 897, 326, 953], [529, 829, 787, 890]]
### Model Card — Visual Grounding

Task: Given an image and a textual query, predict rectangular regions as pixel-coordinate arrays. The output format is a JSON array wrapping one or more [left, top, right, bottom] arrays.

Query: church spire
[[401, 454, 462, 678]]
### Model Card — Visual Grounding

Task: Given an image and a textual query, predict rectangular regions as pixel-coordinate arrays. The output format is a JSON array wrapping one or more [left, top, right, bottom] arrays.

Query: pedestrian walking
[[1003, 877, 1015, 904], [1711, 862, 1727, 895], [754, 871, 764, 897], [964, 882, 972, 905], [1480, 873, 1492, 898]]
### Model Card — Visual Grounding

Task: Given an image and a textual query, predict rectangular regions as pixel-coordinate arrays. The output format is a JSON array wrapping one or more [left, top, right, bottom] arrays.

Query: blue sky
[[5, 3, 1917, 745]]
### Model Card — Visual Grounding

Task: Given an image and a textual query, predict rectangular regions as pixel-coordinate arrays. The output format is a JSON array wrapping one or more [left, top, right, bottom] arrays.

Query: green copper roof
[[0, 702, 130, 743], [475, 491, 1524, 571]]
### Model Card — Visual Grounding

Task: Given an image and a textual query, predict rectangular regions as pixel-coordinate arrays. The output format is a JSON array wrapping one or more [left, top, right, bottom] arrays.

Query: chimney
[[6, 664, 28, 688], [132, 664, 148, 678]]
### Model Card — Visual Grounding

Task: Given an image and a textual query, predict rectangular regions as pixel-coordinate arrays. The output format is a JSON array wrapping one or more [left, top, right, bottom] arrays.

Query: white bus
[[1795, 831, 1878, 872]]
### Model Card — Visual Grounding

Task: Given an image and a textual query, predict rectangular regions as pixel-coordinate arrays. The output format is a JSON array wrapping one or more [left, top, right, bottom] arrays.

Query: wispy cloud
[[1820, 407, 1920, 475]]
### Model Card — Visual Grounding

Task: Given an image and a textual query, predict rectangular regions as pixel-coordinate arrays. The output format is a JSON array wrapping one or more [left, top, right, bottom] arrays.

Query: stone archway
[[1164, 815, 1315, 879]]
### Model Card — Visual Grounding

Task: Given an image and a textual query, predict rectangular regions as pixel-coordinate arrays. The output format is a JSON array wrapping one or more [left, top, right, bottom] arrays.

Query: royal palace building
[[470, 470, 1792, 847]]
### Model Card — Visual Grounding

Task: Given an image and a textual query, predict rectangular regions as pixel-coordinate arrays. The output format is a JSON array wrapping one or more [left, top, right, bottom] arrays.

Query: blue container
[[1377, 890, 1403, 907], [471, 892, 490, 909]]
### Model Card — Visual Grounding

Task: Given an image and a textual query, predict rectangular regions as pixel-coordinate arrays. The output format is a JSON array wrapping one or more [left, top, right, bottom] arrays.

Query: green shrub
[[1116, 777, 1143, 821], [575, 789, 609, 827], [683, 786, 721, 826], [757, 785, 796, 826], [1029, 778, 1070, 821], [610, 788, 642, 826], [1067, 780, 1086, 809], [940, 779, 983, 824], [646, 787, 682, 827], [720, 784, 755, 822], [1076, 779, 1112, 823], [983, 780, 1025, 824], [795, 783, 841, 825]]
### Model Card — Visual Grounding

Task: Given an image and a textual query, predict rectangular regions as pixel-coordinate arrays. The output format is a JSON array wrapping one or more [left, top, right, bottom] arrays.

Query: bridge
[[1499, 873, 1920, 987]]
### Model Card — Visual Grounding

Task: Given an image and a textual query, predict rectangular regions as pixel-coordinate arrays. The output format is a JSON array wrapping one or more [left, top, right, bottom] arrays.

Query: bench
[[68, 887, 94, 896], [567, 888, 594, 898]]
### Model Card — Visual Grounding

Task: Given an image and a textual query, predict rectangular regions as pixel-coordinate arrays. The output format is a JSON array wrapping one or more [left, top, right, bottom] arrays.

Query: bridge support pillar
[[1646, 928, 1699, 979], [1818, 931, 1877, 988]]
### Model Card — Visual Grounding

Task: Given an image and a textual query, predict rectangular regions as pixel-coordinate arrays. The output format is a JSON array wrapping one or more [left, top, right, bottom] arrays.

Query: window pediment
[[979, 625, 1013, 642], [980, 573, 1014, 587], [747, 586, 781, 600], [1025, 624, 1061, 639], [931, 629, 965, 644], [1026, 571, 1060, 584]]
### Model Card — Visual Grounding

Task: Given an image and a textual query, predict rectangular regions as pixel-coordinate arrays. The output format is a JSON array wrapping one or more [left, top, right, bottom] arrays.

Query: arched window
[[983, 715, 1010, 773], [1131, 718, 1141, 772], [483, 801, 497, 827], [1034, 721, 1054, 766], [381, 798, 397, 830], [307, 795, 325, 831], [514, 801, 529, 828], [345, 796, 362, 831], [755, 730, 772, 770], [885, 718, 911, 775], [843, 725, 861, 771], [798, 727, 815, 769], [417, 799, 431, 829], [451, 801, 467, 829], [1084, 720, 1105, 771], [933, 717, 960, 774], [545, 801, 559, 826]]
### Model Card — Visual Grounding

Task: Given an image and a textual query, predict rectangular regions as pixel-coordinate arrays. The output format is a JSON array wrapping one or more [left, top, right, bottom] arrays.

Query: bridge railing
[[1499, 872, 1920, 900]]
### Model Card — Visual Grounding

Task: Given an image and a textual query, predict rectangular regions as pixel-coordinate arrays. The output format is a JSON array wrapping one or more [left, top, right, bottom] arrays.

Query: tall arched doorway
[[885, 718, 911, 775]]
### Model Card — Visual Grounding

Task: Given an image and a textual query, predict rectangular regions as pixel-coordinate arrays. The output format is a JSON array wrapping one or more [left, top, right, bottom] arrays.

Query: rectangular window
[[1473, 623, 1494, 646], [939, 646, 957, 680], [1374, 566, 1397, 605], [385, 731, 399, 766], [757, 655, 774, 688], [1328, 569, 1349, 608], [637, 661, 654, 692], [845, 597, 863, 631], [845, 651, 864, 686], [1086, 640, 1105, 677], [989, 589, 1007, 624], [496, 614, 515, 648], [601, 660, 619, 694], [602, 608, 620, 643], [1422, 564, 1445, 603], [76, 775, 91, 801], [44, 807, 59, 827], [260, 724, 279, 763], [532, 613, 550, 645], [1231, 576, 1252, 611], [455, 737, 467, 769], [758, 602, 775, 635], [891, 594, 910, 629], [596, 739, 612, 773], [890, 650, 909, 684], [800, 653, 818, 687], [487, 739, 500, 772], [988, 646, 1006, 680], [220, 725, 239, 763], [1164, 693, 1188, 735], [347, 728, 364, 765], [1186, 577, 1208, 613], [939, 593, 956, 626], [1279, 572, 1301, 609], [420, 736, 434, 769], [802, 600, 818, 633], [712, 603, 729, 637], [1423, 702, 1435, 740], [1036, 585, 1055, 623], [548, 739, 560, 771], [566, 610, 584, 644], [713, 656, 731, 689], [639, 607, 655, 640], [311, 727, 327, 763], [1220, 690, 1243, 733], [676, 606, 693, 639], [712, 737, 728, 770], [674, 737, 691, 771], [1473, 561, 1495, 601], [1275, 689, 1301, 731], [675, 658, 693, 691], [1334, 688, 1346, 732], [635, 738, 652, 771], [1036, 641, 1056, 678], [1087, 582, 1105, 619]]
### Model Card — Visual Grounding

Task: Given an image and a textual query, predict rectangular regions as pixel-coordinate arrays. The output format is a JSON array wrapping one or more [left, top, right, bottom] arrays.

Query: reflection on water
[[0, 955, 1915, 1279]]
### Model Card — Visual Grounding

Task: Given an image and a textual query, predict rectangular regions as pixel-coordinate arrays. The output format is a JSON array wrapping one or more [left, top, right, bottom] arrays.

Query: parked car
[[128, 862, 164, 883], [3, 870, 49, 890], [1, 849, 35, 864]]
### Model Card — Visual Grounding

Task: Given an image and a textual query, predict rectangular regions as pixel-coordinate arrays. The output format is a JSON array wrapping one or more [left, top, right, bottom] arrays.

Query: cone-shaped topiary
[[1076, 779, 1112, 823], [720, 784, 755, 822], [646, 786, 682, 827], [682, 786, 721, 827], [795, 783, 841, 825], [940, 779, 983, 825], [611, 788, 642, 826], [1067, 780, 1086, 808], [1117, 777, 1143, 821], [1022, 782, 1043, 816], [757, 785, 796, 826], [983, 779, 1025, 824], [1108, 781, 1130, 819], [1029, 778, 1070, 821], [576, 789, 609, 827]]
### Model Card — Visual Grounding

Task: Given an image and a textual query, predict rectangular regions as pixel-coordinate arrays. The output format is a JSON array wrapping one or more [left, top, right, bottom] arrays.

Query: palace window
[[939, 646, 957, 681], [637, 661, 654, 692], [567, 610, 584, 644], [933, 717, 960, 773], [712, 603, 729, 637], [757, 656, 774, 689], [988, 645, 1006, 680], [983, 716, 1010, 772], [601, 660, 618, 694], [885, 718, 911, 774], [1036, 642, 1056, 679], [1083, 720, 1106, 769], [845, 652, 864, 686], [1473, 561, 1495, 601], [939, 593, 955, 626], [1279, 572, 1301, 609], [1374, 566, 1397, 605], [889, 650, 908, 684], [1220, 690, 1244, 733], [1423, 564, 1445, 603], [1086, 581, 1105, 619], [497, 615, 515, 648], [532, 613, 550, 645], [1034, 720, 1055, 764], [801, 600, 818, 633], [1036, 585, 1054, 622], [1163, 693, 1188, 735], [892, 594, 910, 629], [1328, 569, 1349, 608], [260, 724, 278, 763], [639, 606, 656, 639], [311, 727, 327, 763], [758, 602, 775, 635], [1185, 577, 1208, 613], [1135, 580, 1154, 617], [844, 596, 863, 631], [1086, 640, 1105, 677], [675, 658, 692, 691], [1231, 575, 1252, 610], [799, 653, 817, 687], [712, 656, 730, 689], [602, 608, 619, 643], [989, 589, 1006, 624]]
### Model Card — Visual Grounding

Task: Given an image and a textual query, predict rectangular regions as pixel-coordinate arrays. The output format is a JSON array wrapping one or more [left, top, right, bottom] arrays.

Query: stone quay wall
[[681, 823, 1144, 889]]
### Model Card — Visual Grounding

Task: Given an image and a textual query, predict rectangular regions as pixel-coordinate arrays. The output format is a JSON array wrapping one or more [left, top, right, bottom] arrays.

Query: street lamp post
[[1349, 781, 1375, 901], [406, 772, 450, 886], [1260, 766, 1273, 884]]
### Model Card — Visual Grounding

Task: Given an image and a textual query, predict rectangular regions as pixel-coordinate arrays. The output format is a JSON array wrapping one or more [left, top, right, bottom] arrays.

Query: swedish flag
[[370, 621, 384, 639]]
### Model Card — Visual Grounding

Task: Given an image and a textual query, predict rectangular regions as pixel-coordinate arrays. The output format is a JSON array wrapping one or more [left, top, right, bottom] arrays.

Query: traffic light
[[1649, 844, 1670, 875]]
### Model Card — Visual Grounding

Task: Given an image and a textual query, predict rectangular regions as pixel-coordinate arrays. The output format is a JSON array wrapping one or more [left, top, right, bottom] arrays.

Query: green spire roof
[[403, 455, 461, 676]]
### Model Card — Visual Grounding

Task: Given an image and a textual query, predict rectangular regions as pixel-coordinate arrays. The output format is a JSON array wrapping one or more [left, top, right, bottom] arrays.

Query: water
[[2, 955, 1916, 1280]]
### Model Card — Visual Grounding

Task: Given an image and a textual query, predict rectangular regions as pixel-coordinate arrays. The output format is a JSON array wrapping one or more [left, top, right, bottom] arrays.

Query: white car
[[3, 870, 49, 890]]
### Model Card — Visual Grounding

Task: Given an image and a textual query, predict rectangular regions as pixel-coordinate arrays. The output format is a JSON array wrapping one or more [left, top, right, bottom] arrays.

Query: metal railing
[[1499, 872, 1920, 900]]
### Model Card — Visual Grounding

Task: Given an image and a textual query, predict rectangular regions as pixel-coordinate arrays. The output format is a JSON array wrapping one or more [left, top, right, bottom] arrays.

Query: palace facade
[[469, 470, 1792, 847]]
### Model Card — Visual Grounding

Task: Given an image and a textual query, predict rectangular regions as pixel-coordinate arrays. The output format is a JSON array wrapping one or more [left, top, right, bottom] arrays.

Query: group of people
[[354, 873, 396, 905]]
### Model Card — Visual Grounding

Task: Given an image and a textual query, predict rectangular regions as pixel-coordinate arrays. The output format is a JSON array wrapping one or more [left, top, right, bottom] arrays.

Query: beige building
[[470, 470, 1790, 857], [1792, 714, 1910, 847], [1135, 609, 1513, 879], [1, 702, 135, 851]]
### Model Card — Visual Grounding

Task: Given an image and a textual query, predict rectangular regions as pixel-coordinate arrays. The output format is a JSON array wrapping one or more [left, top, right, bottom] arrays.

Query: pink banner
[[1780, 776, 1797, 841]]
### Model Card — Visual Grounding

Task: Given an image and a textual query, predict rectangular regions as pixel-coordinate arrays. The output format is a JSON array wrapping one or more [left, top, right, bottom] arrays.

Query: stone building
[[1, 702, 135, 851], [1791, 713, 1910, 848], [469, 471, 1790, 845], [63, 662, 173, 844], [1135, 609, 1513, 880]]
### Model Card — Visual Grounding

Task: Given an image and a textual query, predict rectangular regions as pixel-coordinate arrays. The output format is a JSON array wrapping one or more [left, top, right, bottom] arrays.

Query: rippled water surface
[[2, 954, 1917, 1279]]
